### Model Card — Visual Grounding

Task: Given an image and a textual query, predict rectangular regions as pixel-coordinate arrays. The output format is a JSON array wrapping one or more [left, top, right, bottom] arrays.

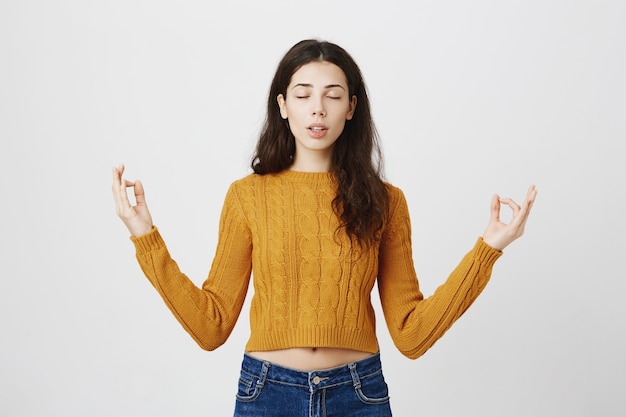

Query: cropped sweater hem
[[245, 326, 379, 354]]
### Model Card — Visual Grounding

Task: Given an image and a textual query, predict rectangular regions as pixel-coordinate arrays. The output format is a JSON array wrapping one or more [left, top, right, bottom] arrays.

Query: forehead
[[289, 61, 348, 88]]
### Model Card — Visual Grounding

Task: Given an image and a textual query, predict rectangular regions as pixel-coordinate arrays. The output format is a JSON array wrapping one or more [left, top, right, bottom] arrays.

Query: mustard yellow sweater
[[131, 170, 502, 359]]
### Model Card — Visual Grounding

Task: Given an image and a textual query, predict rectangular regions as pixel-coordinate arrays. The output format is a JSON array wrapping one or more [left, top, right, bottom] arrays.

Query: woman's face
[[278, 61, 356, 170]]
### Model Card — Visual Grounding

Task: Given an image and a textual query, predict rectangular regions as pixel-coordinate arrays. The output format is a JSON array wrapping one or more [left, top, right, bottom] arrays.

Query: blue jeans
[[233, 352, 393, 417]]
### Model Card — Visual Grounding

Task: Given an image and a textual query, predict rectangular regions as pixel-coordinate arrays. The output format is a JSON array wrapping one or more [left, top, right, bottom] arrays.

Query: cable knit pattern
[[131, 170, 503, 359]]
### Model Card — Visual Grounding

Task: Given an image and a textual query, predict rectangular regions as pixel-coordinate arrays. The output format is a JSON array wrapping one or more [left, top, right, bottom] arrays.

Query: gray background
[[1, 0, 624, 416]]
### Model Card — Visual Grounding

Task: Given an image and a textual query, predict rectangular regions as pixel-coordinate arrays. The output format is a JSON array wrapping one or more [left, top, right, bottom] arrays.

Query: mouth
[[307, 124, 329, 138]]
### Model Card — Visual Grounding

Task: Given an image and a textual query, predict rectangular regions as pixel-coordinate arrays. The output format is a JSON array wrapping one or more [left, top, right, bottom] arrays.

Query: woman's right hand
[[112, 164, 154, 237]]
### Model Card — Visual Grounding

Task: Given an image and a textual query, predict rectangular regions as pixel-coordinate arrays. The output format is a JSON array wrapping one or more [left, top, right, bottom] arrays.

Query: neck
[[290, 151, 333, 172]]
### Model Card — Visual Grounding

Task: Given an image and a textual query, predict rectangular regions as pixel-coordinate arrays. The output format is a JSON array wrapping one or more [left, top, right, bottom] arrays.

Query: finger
[[112, 167, 125, 210], [499, 197, 521, 216], [118, 179, 136, 209], [113, 181, 127, 214], [111, 164, 129, 199], [114, 175, 136, 215], [516, 185, 538, 215], [489, 194, 501, 223], [112, 163, 125, 182], [134, 180, 148, 207], [112, 166, 121, 190], [514, 185, 538, 227], [525, 185, 538, 210]]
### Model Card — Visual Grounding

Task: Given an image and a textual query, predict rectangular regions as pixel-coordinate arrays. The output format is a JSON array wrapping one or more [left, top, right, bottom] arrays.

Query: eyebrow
[[291, 83, 346, 91]]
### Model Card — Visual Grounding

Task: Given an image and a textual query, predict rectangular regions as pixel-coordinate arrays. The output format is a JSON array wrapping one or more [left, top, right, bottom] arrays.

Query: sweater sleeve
[[377, 187, 502, 359], [131, 183, 252, 351]]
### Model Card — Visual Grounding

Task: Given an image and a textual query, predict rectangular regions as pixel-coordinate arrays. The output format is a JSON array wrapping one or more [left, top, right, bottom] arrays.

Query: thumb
[[134, 179, 148, 207]]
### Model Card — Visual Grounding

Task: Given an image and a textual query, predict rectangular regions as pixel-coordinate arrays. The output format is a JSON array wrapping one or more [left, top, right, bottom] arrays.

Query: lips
[[307, 123, 328, 139], [307, 123, 328, 131], [307, 124, 328, 138]]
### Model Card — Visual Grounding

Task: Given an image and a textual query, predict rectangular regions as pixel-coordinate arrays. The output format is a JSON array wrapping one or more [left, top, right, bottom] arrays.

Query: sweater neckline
[[275, 169, 336, 184]]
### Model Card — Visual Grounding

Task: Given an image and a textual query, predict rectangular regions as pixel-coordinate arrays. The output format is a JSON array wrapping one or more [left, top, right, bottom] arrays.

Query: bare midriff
[[247, 347, 374, 371]]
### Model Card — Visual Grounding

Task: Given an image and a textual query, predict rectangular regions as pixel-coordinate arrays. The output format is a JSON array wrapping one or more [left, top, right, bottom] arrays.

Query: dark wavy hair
[[251, 39, 389, 247]]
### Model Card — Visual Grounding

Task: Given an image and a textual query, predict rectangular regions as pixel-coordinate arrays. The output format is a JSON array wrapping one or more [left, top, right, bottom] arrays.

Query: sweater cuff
[[473, 237, 503, 268], [129, 226, 165, 253]]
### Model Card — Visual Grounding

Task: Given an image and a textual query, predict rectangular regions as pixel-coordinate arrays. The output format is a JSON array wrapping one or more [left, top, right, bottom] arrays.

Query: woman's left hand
[[481, 185, 538, 251]]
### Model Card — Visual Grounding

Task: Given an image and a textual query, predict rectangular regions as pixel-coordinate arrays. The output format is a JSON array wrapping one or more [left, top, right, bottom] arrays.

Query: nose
[[312, 97, 326, 117]]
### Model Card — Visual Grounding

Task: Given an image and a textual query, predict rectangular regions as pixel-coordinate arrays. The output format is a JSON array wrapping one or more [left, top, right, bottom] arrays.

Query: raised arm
[[111, 165, 253, 350], [377, 185, 537, 359]]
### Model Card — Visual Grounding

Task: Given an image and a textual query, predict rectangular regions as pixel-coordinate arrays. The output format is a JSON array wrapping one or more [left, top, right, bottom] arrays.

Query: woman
[[112, 39, 537, 416]]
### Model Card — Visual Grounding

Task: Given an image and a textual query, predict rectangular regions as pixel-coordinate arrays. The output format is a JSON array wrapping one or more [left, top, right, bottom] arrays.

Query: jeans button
[[312, 376, 321, 384]]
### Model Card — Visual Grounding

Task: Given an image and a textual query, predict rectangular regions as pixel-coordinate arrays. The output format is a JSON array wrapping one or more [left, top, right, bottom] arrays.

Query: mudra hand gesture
[[481, 185, 538, 251], [112, 164, 154, 237]]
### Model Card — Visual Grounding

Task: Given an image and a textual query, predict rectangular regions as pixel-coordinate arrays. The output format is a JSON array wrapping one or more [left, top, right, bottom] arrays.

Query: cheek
[[283, 102, 305, 119]]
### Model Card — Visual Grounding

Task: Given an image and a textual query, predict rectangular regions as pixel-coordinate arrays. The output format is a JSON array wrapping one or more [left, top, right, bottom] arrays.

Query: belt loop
[[348, 362, 361, 389], [258, 361, 270, 388]]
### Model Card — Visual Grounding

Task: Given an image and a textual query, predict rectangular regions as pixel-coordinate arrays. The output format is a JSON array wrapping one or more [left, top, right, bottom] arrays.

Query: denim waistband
[[240, 352, 383, 390]]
